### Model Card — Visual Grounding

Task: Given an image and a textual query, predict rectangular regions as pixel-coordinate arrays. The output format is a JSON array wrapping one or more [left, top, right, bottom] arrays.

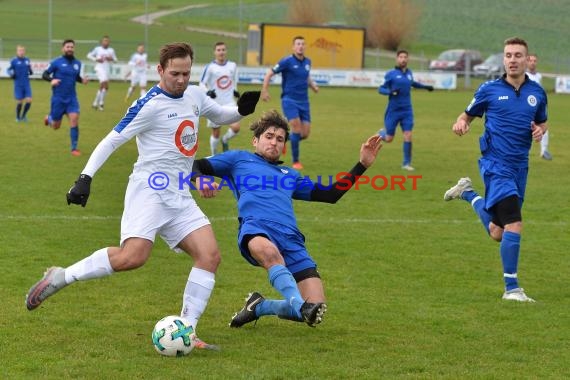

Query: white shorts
[[130, 71, 147, 88], [120, 179, 210, 252], [95, 66, 110, 82], [207, 99, 237, 128]]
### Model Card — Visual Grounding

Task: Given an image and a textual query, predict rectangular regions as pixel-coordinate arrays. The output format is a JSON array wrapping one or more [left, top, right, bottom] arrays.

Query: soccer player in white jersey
[[527, 53, 552, 160], [125, 43, 148, 102], [200, 42, 241, 155], [25, 42, 261, 350], [87, 35, 118, 111]]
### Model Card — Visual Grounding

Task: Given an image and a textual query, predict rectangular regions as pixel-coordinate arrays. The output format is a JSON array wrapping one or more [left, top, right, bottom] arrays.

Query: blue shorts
[[238, 218, 317, 275], [281, 98, 311, 123], [479, 158, 527, 210], [50, 97, 80, 122], [14, 83, 32, 100], [384, 109, 413, 136]]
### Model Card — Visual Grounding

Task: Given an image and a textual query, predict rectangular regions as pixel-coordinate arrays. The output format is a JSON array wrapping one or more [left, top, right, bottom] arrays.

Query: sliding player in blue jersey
[[192, 110, 382, 327], [42, 39, 89, 156], [378, 50, 434, 171], [261, 36, 319, 170], [444, 37, 548, 302], [7, 45, 33, 122]]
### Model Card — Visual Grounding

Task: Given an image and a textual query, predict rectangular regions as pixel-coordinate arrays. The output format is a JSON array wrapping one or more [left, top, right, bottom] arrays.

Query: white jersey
[[87, 45, 118, 72], [526, 71, 542, 85], [92, 85, 242, 196], [128, 52, 148, 74], [200, 60, 238, 106]]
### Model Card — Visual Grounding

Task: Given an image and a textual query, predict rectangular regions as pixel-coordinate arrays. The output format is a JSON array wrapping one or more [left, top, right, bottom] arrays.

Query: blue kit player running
[[191, 110, 382, 327], [378, 50, 433, 171], [8, 45, 33, 122], [444, 37, 548, 302], [42, 39, 89, 156], [261, 36, 319, 170]]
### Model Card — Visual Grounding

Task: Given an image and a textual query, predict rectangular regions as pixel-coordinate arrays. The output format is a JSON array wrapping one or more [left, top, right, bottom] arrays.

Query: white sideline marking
[[1, 214, 567, 226]]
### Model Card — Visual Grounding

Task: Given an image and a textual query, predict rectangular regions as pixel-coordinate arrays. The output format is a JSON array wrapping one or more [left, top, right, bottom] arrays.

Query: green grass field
[[1, 75, 569, 379], [1, 1, 570, 378]]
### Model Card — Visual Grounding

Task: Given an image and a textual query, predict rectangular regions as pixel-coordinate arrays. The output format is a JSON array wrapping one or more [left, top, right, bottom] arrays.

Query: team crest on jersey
[[305, 64, 310, 71], [281, 168, 289, 174], [175, 120, 198, 157], [73, 64, 79, 71], [407, 74, 412, 80], [527, 95, 537, 107], [192, 104, 199, 116]]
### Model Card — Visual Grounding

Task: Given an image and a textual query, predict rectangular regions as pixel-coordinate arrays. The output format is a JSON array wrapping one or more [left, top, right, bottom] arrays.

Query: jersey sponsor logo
[[498, 95, 509, 100], [216, 75, 233, 90], [527, 95, 537, 107], [174, 120, 198, 157]]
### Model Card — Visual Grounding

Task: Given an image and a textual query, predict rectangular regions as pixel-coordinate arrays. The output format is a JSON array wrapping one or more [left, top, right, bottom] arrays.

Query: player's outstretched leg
[[25, 267, 68, 310], [229, 292, 265, 328]]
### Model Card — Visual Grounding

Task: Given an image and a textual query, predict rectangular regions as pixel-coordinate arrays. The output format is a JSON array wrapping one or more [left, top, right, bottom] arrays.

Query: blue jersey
[[206, 150, 315, 229], [8, 56, 32, 86], [465, 76, 548, 168], [44, 55, 83, 101], [379, 67, 429, 110], [272, 54, 312, 102]]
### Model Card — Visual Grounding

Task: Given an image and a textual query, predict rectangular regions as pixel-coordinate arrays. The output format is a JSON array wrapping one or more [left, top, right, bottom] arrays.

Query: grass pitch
[[1, 76, 569, 379]]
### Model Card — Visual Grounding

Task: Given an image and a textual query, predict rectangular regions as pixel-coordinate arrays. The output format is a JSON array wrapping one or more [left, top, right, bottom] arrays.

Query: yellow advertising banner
[[258, 24, 365, 69]]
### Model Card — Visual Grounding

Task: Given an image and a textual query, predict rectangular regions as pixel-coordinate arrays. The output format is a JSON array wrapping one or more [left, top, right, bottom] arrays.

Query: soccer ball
[[151, 315, 196, 357]]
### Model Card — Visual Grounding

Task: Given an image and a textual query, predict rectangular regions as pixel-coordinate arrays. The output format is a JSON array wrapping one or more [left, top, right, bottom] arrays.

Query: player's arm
[[412, 80, 434, 91], [261, 68, 276, 101], [309, 135, 382, 204], [41, 69, 52, 82], [66, 131, 129, 207], [378, 73, 395, 96], [86, 49, 97, 62], [308, 75, 319, 93], [452, 112, 476, 136]]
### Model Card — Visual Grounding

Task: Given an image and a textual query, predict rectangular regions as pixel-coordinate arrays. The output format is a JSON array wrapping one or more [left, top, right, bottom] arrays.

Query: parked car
[[428, 49, 483, 72], [473, 53, 505, 79]]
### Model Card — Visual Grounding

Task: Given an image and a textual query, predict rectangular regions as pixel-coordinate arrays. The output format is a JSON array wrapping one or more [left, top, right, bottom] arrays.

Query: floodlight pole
[[48, 0, 53, 59], [144, 0, 149, 51]]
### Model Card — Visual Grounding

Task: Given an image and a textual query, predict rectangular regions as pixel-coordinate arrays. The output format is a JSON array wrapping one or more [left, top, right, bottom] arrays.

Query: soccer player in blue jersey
[[261, 36, 319, 170], [377, 50, 434, 171], [7, 45, 33, 122], [191, 110, 382, 327], [42, 39, 89, 156], [444, 37, 548, 302]]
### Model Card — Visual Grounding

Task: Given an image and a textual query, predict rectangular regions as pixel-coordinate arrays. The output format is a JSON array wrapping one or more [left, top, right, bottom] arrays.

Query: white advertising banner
[[0, 60, 457, 90]]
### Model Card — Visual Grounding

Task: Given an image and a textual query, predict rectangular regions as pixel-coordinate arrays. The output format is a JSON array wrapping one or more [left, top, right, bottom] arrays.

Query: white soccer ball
[[151, 315, 196, 357]]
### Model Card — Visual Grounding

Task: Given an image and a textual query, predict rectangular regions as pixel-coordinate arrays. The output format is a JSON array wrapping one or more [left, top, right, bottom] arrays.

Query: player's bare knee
[[383, 135, 394, 143]]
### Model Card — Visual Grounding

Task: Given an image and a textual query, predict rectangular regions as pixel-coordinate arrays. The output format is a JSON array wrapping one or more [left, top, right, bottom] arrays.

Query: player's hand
[[452, 120, 470, 136], [196, 177, 220, 198], [261, 89, 271, 102], [206, 89, 217, 99], [360, 135, 383, 168], [237, 91, 261, 116], [66, 174, 92, 207], [233, 90, 240, 98], [531, 122, 546, 142], [426, 85, 434, 92]]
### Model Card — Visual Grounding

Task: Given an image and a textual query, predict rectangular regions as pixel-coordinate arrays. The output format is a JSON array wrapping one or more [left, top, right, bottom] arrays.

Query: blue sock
[[268, 264, 304, 318], [22, 103, 31, 118], [70, 126, 79, 151], [463, 192, 492, 235], [16, 104, 22, 119], [500, 231, 521, 291], [403, 141, 412, 165], [378, 129, 387, 140], [256, 299, 295, 319], [290, 133, 301, 163]]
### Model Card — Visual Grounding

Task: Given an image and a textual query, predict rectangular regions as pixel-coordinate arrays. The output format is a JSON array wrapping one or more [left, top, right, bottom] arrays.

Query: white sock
[[222, 128, 237, 143], [64, 247, 114, 284], [126, 87, 133, 98], [100, 89, 107, 105], [210, 135, 220, 156], [180, 267, 215, 329], [93, 90, 101, 106], [139, 88, 146, 97], [541, 130, 549, 154]]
